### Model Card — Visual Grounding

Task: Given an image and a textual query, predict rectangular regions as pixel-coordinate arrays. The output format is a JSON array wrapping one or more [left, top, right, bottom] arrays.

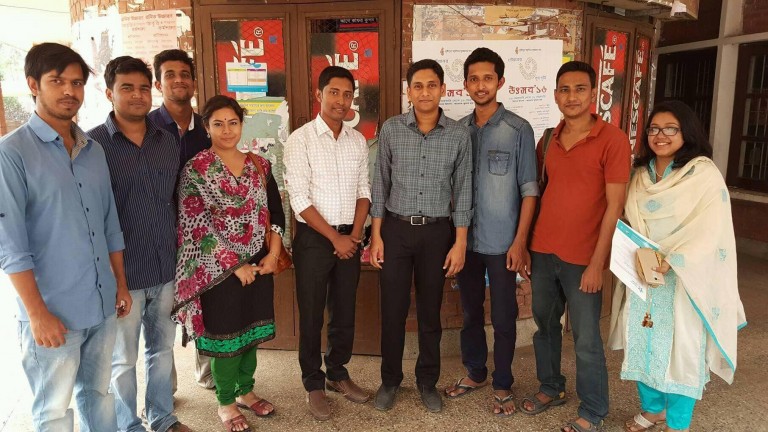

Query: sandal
[[236, 397, 275, 417], [444, 377, 487, 399], [492, 391, 516, 417], [561, 419, 604, 432], [520, 391, 567, 415], [221, 414, 252, 432], [625, 413, 665, 431]]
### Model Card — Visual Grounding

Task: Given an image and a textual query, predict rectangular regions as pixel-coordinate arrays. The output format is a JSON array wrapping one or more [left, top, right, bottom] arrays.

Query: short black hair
[[634, 100, 713, 169], [556, 61, 596, 88], [104, 56, 152, 90], [463, 47, 504, 81], [153, 49, 195, 82], [201, 95, 246, 125], [25, 43, 93, 100], [407, 59, 444, 86], [318, 66, 355, 92]]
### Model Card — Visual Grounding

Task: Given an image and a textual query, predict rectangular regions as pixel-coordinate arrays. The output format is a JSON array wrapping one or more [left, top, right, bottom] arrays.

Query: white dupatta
[[608, 156, 746, 385]]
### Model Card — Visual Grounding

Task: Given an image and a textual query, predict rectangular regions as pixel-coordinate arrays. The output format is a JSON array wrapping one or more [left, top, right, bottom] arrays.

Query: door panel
[[195, 1, 398, 354]]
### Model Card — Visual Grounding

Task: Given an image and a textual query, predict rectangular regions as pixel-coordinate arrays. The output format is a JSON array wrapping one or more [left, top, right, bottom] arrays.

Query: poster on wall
[[309, 19, 381, 141], [628, 35, 651, 154], [414, 6, 582, 60], [412, 39, 563, 142], [121, 11, 178, 66], [591, 27, 629, 128]]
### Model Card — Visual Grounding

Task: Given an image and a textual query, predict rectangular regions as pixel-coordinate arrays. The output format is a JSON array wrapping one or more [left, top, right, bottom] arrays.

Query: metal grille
[[656, 48, 716, 132], [739, 53, 768, 182]]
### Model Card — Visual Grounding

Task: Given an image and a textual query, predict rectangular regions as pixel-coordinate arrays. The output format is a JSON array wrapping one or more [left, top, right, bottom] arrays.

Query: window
[[729, 43, 768, 192]]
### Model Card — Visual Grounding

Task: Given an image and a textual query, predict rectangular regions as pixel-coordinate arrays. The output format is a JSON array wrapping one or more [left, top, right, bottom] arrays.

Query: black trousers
[[293, 222, 361, 392], [379, 216, 452, 388]]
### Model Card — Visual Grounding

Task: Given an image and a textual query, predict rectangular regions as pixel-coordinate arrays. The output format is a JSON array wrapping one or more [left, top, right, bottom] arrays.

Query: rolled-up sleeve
[[0, 148, 34, 274], [451, 129, 474, 226], [370, 125, 392, 218], [518, 122, 540, 198], [282, 131, 313, 215]]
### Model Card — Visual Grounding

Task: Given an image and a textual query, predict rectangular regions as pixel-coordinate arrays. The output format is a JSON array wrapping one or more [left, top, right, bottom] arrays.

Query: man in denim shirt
[[0, 43, 129, 432], [444, 48, 538, 417]]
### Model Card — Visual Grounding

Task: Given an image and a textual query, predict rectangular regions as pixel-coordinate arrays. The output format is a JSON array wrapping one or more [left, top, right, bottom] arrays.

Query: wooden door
[[194, 0, 400, 353]]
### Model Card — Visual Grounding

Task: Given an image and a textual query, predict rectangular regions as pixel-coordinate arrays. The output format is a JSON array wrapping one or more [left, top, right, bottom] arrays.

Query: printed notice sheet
[[610, 220, 661, 302]]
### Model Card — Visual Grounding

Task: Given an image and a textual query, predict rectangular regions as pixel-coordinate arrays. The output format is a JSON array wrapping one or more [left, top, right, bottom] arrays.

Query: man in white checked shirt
[[283, 66, 371, 421]]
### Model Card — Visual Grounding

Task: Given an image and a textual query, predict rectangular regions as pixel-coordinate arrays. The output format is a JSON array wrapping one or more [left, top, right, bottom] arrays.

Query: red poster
[[213, 19, 287, 98], [628, 36, 651, 153], [591, 28, 629, 128], [310, 31, 380, 140]]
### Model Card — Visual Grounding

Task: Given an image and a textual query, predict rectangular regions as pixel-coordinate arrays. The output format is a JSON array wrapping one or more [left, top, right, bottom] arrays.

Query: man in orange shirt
[[520, 61, 631, 432]]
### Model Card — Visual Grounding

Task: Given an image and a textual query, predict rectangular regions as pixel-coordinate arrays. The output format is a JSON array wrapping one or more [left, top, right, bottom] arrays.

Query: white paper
[[610, 220, 661, 302], [411, 39, 563, 144]]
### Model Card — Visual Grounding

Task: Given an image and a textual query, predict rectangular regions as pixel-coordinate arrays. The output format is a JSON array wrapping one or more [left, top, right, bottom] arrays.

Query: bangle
[[270, 253, 279, 261]]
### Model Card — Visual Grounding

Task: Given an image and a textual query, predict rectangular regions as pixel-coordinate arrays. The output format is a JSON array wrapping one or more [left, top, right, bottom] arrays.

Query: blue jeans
[[111, 281, 178, 432], [20, 314, 117, 432], [456, 251, 518, 390], [530, 252, 608, 424], [637, 382, 696, 430]]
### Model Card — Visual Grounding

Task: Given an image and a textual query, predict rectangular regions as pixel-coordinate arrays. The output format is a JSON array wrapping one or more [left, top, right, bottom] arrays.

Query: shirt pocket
[[152, 168, 178, 205], [487, 150, 511, 176]]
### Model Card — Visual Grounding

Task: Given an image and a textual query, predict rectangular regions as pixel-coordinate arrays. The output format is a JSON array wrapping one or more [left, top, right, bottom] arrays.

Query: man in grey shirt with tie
[[369, 59, 473, 414]]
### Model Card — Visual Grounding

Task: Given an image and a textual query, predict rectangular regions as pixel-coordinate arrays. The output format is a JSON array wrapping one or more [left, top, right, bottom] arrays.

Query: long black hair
[[634, 100, 713, 168]]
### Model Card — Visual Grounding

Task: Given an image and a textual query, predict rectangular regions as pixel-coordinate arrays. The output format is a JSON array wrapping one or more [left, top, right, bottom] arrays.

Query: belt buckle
[[409, 215, 426, 226]]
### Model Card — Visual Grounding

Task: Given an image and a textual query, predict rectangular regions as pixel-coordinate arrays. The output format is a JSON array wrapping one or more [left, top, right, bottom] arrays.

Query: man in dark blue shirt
[[89, 56, 190, 432], [148, 49, 213, 391], [148, 49, 211, 171]]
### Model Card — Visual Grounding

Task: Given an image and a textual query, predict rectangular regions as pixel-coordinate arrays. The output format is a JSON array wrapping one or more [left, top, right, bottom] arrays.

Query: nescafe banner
[[628, 35, 651, 154], [591, 27, 629, 128]]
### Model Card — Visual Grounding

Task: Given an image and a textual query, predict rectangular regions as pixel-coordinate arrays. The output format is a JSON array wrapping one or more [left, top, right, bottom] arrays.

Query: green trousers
[[210, 346, 257, 405]]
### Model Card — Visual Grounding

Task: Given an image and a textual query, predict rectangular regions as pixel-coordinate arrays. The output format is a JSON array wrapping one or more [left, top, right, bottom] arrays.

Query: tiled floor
[[2, 254, 766, 431]]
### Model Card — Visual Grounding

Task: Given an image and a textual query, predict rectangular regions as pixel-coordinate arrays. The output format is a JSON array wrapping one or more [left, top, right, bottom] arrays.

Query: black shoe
[[373, 384, 399, 411], [418, 384, 443, 413]]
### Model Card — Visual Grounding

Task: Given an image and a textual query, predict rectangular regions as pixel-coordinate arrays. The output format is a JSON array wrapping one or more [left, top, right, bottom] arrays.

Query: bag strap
[[247, 153, 267, 184], [539, 127, 555, 184]]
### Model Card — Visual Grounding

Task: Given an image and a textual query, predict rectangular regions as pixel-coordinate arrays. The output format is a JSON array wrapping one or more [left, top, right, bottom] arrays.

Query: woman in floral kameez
[[608, 101, 746, 432], [172, 95, 285, 432]]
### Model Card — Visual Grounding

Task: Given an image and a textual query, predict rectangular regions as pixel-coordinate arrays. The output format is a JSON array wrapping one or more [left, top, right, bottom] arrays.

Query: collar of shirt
[[551, 113, 607, 145], [313, 114, 351, 140], [29, 112, 91, 159], [157, 103, 195, 132], [405, 107, 449, 131], [103, 111, 164, 142], [648, 157, 674, 182], [467, 102, 507, 128]]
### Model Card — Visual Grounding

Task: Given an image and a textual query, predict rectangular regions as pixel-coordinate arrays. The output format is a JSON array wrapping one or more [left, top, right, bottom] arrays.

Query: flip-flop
[[444, 377, 487, 399], [625, 413, 665, 431], [493, 392, 516, 418], [222, 414, 252, 432], [520, 391, 567, 415], [236, 398, 275, 417], [561, 419, 604, 432]]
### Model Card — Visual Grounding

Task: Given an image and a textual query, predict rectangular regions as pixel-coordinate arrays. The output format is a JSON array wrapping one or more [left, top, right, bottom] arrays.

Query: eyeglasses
[[646, 126, 680, 136]]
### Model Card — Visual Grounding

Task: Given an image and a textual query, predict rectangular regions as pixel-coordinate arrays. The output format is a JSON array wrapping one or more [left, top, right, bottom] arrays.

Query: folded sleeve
[[0, 148, 35, 274]]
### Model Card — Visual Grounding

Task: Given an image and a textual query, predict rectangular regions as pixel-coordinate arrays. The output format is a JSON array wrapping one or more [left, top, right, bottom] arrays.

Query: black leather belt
[[332, 224, 353, 235], [297, 222, 353, 235], [387, 211, 449, 226]]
